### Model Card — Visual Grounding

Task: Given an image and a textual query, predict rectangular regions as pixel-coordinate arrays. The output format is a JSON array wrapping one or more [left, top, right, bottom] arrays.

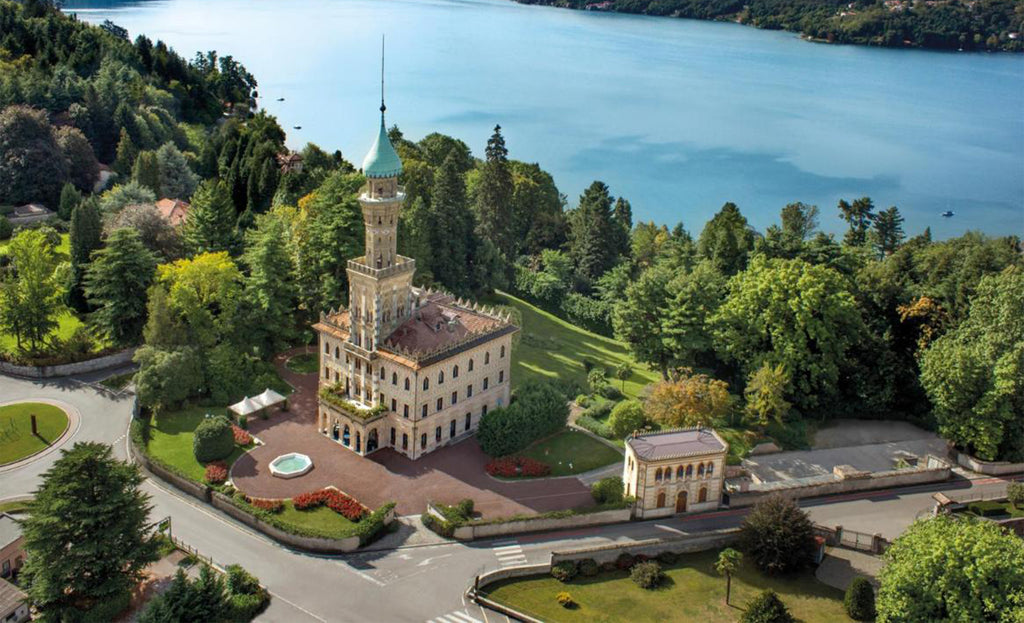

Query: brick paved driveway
[[230, 347, 594, 516]]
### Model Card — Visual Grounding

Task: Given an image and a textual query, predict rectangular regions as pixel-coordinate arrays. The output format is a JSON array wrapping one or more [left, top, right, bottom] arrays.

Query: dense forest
[[0, 0, 1021, 466], [516, 0, 1024, 52]]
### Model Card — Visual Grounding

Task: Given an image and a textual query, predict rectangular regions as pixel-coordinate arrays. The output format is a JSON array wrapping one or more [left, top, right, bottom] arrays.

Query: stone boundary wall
[[440, 506, 631, 540], [956, 452, 1024, 476], [470, 564, 551, 623], [728, 456, 951, 508], [0, 348, 136, 378], [550, 528, 740, 565]]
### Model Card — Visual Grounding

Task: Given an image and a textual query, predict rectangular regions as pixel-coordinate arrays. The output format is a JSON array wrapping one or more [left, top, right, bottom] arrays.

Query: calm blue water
[[64, 0, 1024, 237]]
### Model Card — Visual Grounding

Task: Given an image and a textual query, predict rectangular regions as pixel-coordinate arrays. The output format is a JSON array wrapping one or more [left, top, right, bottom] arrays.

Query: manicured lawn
[[0, 309, 86, 355], [517, 429, 622, 477], [485, 549, 851, 623], [148, 406, 247, 482], [0, 402, 69, 465], [493, 292, 659, 400], [276, 502, 359, 539], [285, 353, 318, 374], [966, 500, 1024, 518]]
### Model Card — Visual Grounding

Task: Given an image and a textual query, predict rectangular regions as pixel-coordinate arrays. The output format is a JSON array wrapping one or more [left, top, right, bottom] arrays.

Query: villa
[[624, 428, 728, 518], [312, 100, 517, 460]]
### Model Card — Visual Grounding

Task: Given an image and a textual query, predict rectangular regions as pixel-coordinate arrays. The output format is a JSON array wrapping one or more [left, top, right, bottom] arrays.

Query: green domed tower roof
[[362, 116, 403, 179]]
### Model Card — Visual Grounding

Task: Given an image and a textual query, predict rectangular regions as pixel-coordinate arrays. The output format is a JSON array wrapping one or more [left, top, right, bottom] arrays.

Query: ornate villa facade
[[624, 428, 728, 518], [312, 102, 517, 460]]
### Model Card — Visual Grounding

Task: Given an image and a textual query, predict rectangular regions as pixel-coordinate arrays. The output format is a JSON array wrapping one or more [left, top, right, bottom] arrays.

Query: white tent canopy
[[253, 388, 287, 409], [229, 388, 287, 417], [229, 396, 262, 417]]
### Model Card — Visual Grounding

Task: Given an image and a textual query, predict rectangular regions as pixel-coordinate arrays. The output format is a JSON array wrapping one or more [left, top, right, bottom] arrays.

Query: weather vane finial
[[380, 34, 386, 116]]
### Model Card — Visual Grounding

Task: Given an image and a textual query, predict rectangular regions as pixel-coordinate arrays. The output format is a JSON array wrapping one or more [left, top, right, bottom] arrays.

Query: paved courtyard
[[743, 419, 949, 483], [230, 348, 594, 516]]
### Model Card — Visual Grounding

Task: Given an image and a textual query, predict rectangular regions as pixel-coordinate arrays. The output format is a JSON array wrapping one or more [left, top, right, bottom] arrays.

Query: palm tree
[[615, 363, 632, 392], [715, 548, 743, 605]]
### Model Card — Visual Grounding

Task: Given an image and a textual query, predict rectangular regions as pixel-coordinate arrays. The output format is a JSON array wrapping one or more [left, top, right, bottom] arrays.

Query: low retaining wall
[[449, 507, 632, 540], [0, 348, 136, 378], [728, 456, 951, 508], [957, 452, 1024, 476], [550, 528, 740, 565], [471, 564, 551, 623]]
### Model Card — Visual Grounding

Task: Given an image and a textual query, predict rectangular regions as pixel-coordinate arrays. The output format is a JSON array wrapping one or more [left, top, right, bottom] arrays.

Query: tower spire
[[379, 34, 386, 119]]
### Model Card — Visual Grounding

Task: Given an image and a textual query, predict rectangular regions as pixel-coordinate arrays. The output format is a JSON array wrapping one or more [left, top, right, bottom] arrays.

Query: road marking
[[491, 539, 527, 568], [417, 553, 453, 566], [427, 611, 483, 623]]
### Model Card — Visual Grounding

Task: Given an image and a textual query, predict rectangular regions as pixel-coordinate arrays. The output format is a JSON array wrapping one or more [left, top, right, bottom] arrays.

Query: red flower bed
[[204, 461, 228, 484], [485, 456, 551, 478], [247, 497, 283, 513], [232, 424, 252, 446], [292, 488, 366, 521]]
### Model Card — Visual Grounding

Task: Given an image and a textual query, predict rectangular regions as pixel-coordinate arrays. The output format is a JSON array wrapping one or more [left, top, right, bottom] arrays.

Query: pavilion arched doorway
[[367, 429, 379, 453], [676, 490, 688, 513], [332, 423, 340, 441]]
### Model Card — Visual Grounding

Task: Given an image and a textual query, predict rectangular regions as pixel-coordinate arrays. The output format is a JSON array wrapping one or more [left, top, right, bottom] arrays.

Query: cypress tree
[[57, 182, 82, 220], [66, 197, 103, 313], [132, 150, 161, 196], [114, 127, 138, 175]]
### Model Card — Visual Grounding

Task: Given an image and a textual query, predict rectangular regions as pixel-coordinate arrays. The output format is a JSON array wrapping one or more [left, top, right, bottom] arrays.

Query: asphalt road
[[1, 373, 1018, 623]]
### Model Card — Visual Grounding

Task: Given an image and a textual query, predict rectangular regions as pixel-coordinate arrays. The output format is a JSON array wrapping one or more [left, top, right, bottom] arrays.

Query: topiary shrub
[[1008, 482, 1024, 507], [193, 415, 235, 463], [615, 553, 636, 570], [578, 558, 599, 577], [551, 561, 578, 583], [844, 577, 876, 621], [556, 591, 575, 608], [630, 561, 663, 589], [656, 551, 678, 565], [741, 590, 795, 623], [591, 476, 625, 505]]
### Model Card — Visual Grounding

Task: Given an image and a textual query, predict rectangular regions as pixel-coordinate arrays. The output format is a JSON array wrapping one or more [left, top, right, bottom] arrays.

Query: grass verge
[[0, 402, 69, 464]]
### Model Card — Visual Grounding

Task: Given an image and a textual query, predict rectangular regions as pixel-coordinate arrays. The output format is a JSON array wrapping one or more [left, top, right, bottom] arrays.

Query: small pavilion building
[[623, 428, 728, 518]]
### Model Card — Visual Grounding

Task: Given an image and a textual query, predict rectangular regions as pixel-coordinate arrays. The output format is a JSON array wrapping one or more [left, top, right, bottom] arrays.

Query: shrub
[[598, 384, 623, 400], [193, 415, 235, 462], [353, 502, 396, 546], [741, 590, 795, 623], [656, 551, 678, 565], [232, 424, 252, 446], [204, 461, 229, 484], [739, 494, 816, 575], [229, 591, 269, 621], [582, 401, 614, 420], [1008, 482, 1024, 507], [844, 576, 876, 621], [600, 561, 616, 573], [576, 415, 613, 439], [551, 561, 578, 582], [615, 553, 636, 570], [630, 561, 663, 589], [237, 414, 248, 430], [0, 215, 12, 240], [247, 497, 283, 513], [485, 456, 551, 478], [575, 394, 591, 408], [292, 488, 367, 521], [591, 476, 625, 505], [421, 512, 454, 538], [556, 591, 575, 608], [609, 400, 648, 439], [456, 498, 475, 518], [588, 368, 608, 394], [476, 381, 569, 457], [578, 558, 599, 577], [226, 564, 262, 596], [969, 501, 1010, 517]]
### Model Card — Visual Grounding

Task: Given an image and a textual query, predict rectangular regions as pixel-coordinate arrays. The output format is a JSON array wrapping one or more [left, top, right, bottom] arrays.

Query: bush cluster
[[576, 415, 613, 439], [246, 497, 283, 513], [193, 415, 235, 463], [353, 503, 397, 545], [630, 561, 664, 589], [598, 385, 623, 400], [844, 576, 876, 621], [292, 488, 366, 521], [476, 381, 569, 457], [485, 456, 551, 478], [203, 461, 228, 485], [1007, 482, 1024, 507], [551, 561, 578, 582], [231, 424, 252, 446], [615, 553, 635, 570], [591, 476, 625, 505], [578, 558, 599, 577], [741, 589, 795, 623]]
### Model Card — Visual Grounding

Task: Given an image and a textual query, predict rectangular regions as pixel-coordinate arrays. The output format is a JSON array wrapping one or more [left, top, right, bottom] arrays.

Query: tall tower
[[345, 64, 416, 360]]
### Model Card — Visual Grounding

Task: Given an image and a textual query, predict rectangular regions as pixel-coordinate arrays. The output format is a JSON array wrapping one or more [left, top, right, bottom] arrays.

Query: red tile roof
[[627, 428, 727, 461], [382, 292, 507, 356], [155, 198, 189, 227]]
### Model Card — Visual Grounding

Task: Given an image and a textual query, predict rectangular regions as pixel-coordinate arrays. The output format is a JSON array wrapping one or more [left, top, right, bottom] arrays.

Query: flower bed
[[205, 461, 229, 484], [293, 488, 367, 521], [232, 424, 252, 446], [486, 456, 552, 478], [247, 497, 283, 513]]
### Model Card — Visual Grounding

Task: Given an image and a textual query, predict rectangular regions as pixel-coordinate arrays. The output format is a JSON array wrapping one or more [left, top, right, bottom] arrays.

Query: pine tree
[[85, 228, 157, 346], [66, 197, 103, 313], [241, 213, 297, 355], [57, 182, 82, 220], [156, 142, 199, 200], [611, 196, 633, 259], [697, 202, 755, 276], [428, 153, 475, 294], [132, 150, 161, 196], [872, 206, 905, 258], [474, 125, 515, 267], [114, 127, 138, 175], [568, 181, 617, 283], [183, 179, 238, 255], [20, 442, 159, 621], [838, 196, 875, 247]]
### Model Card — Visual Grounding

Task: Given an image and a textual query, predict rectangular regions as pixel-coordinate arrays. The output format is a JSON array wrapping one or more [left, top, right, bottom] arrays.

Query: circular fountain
[[269, 453, 313, 479]]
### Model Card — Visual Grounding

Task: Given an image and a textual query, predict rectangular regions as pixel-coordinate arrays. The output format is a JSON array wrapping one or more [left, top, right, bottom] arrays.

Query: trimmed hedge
[[551, 561, 578, 582], [193, 415, 234, 462], [576, 415, 613, 439], [477, 381, 569, 457]]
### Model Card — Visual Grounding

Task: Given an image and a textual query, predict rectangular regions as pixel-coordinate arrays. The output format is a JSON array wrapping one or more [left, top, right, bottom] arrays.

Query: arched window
[[706, 463, 714, 477], [380, 366, 386, 379], [392, 372, 397, 385], [404, 378, 410, 391], [664, 467, 672, 481], [655, 468, 663, 481], [342, 425, 350, 447], [334, 346, 340, 359], [676, 466, 684, 479], [698, 487, 708, 503], [423, 378, 429, 390], [438, 371, 444, 384], [402, 433, 408, 450], [698, 464, 705, 478], [453, 365, 459, 379], [485, 352, 490, 365], [656, 491, 667, 508], [500, 345, 506, 358], [685, 464, 693, 478], [468, 358, 474, 372]]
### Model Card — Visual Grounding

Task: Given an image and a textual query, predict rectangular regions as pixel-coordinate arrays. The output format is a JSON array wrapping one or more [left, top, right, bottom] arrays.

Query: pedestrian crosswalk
[[492, 538, 528, 568], [425, 609, 483, 623]]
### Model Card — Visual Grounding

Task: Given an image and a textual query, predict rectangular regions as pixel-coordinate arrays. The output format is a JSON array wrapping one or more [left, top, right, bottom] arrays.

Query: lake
[[63, 0, 1024, 238]]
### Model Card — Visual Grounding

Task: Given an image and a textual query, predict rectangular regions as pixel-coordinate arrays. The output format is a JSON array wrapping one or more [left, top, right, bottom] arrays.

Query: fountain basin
[[269, 452, 313, 479]]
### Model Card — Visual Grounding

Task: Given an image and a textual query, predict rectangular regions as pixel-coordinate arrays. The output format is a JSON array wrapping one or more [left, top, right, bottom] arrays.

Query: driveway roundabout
[[0, 399, 78, 469]]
